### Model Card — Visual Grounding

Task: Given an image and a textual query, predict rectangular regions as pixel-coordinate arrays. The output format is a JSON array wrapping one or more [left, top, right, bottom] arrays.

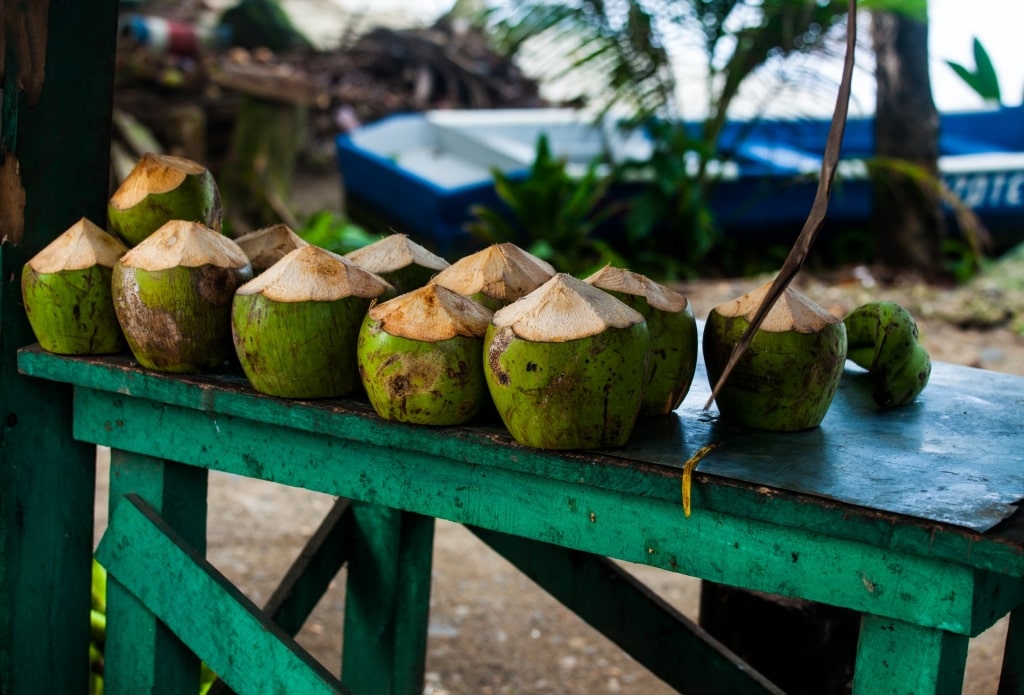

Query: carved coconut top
[[713, 280, 840, 333], [28, 217, 128, 273], [346, 233, 449, 275], [236, 244, 392, 302], [492, 273, 644, 342], [368, 284, 493, 341], [235, 223, 308, 272], [584, 264, 689, 313], [430, 243, 554, 304], [119, 220, 250, 271], [109, 153, 209, 209]]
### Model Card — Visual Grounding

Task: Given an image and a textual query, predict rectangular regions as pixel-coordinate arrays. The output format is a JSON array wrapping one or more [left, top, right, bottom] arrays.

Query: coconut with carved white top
[[484, 273, 649, 449], [108, 153, 222, 247], [358, 283, 493, 425], [430, 242, 554, 310], [585, 265, 697, 416], [112, 220, 252, 372], [345, 233, 449, 294], [232, 245, 393, 398], [21, 218, 128, 355], [703, 281, 847, 431]]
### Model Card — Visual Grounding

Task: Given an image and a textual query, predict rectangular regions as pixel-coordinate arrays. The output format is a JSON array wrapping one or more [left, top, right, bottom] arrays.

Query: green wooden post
[[104, 450, 209, 694], [0, 2, 119, 693], [1000, 609, 1024, 693], [342, 503, 434, 695], [852, 614, 968, 695]]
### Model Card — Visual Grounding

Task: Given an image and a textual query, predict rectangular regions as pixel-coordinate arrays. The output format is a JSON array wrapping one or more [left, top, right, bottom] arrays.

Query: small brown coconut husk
[[112, 220, 252, 373], [585, 265, 698, 416], [358, 284, 493, 425], [234, 223, 308, 273], [21, 218, 129, 355], [484, 273, 649, 449], [345, 233, 450, 294], [703, 281, 847, 431], [430, 242, 555, 310], [232, 245, 393, 398]]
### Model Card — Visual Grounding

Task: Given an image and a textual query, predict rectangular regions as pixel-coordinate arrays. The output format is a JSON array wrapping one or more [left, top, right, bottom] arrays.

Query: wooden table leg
[[103, 449, 208, 694], [852, 614, 968, 695], [342, 502, 434, 695], [1000, 608, 1024, 693]]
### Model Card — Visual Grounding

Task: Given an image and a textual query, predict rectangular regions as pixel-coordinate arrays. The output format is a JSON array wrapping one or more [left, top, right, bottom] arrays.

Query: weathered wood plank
[[209, 497, 354, 695], [104, 450, 209, 694], [18, 346, 1024, 582], [471, 526, 785, 695], [96, 493, 347, 694], [852, 614, 968, 694], [0, 3, 119, 693], [342, 503, 433, 695], [67, 386, 1013, 635]]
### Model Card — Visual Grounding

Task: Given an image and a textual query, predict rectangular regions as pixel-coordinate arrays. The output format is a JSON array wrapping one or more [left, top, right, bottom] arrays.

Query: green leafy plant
[[294, 211, 378, 255], [466, 134, 628, 275], [946, 37, 1002, 104]]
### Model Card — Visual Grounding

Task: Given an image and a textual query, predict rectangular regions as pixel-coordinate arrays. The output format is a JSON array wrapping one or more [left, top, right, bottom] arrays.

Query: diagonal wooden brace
[[96, 493, 349, 695]]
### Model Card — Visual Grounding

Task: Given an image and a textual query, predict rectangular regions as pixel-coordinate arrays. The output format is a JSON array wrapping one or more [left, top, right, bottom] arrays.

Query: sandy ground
[[91, 249, 1024, 693]]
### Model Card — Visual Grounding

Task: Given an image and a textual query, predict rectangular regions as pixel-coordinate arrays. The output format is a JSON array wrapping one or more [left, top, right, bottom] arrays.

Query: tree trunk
[[871, 10, 947, 279]]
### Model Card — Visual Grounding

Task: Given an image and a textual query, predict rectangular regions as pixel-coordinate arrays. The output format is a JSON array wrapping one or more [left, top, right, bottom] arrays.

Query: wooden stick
[[705, 0, 859, 410]]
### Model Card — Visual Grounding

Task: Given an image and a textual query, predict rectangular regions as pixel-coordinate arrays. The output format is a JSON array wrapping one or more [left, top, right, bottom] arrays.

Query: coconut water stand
[[5, 5, 1024, 695]]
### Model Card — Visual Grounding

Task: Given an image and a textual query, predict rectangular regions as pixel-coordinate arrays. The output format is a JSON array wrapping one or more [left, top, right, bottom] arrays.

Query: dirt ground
[[92, 171, 1024, 694]]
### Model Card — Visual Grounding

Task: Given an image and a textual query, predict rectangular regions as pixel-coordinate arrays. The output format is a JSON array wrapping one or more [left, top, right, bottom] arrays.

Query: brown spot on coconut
[[345, 233, 450, 294], [484, 273, 649, 449], [358, 284, 493, 425], [112, 220, 252, 373], [232, 245, 393, 398], [585, 265, 698, 416], [21, 217, 128, 355], [108, 153, 222, 247], [702, 281, 847, 431], [234, 223, 308, 274], [430, 242, 555, 310]]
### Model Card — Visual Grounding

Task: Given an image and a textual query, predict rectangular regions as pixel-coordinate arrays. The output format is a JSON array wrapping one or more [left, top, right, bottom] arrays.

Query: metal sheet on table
[[619, 360, 1024, 532]]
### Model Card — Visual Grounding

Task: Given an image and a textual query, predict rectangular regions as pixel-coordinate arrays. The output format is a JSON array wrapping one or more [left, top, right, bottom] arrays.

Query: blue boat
[[335, 106, 1024, 256]]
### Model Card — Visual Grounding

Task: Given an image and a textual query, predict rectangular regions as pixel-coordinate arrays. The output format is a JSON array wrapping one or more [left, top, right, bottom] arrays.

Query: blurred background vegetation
[[113, 0, 1005, 284]]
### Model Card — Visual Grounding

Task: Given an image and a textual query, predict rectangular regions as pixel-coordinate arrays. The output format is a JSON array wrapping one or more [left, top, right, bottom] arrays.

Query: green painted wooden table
[[17, 345, 1024, 695]]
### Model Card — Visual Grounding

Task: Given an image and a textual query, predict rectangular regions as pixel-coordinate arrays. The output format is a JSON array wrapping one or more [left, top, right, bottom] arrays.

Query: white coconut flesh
[[235, 245, 392, 302], [713, 281, 840, 333], [28, 218, 128, 273], [584, 264, 689, 313], [119, 220, 250, 271], [369, 284, 492, 342], [109, 153, 208, 210], [346, 233, 449, 274], [431, 243, 554, 302], [492, 273, 644, 343], [235, 224, 308, 269]]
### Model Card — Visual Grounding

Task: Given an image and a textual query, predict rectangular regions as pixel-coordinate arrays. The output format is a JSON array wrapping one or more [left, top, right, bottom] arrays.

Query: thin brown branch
[[705, 0, 858, 410]]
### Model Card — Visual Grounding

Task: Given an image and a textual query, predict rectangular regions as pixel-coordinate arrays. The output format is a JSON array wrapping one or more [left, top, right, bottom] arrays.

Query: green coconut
[[430, 242, 555, 310], [234, 223, 308, 274], [21, 218, 128, 355], [484, 273, 649, 450], [108, 153, 222, 247], [345, 233, 450, 294], [703, 281, 847, 431], [231, 245, 393, 398], [112, 220, 253, 373], [357, 283, 493, 425], [844, 301, 931, 408], [585, 265, 698, 416]]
